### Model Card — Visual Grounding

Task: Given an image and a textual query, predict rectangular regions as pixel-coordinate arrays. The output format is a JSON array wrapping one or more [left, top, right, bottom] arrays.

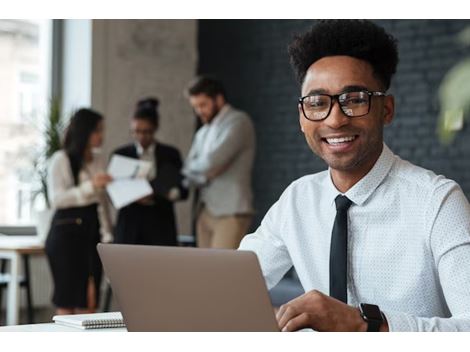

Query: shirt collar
[[210, 104, 231, 127], [135, 141, 156, 157], [324, 143, 396, 207]]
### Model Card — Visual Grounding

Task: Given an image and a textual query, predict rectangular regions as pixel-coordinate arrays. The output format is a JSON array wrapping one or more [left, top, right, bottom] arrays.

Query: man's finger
[[277, 305, 299, 330], [282, 312, 310, 332], [276, 304, 286, 321]]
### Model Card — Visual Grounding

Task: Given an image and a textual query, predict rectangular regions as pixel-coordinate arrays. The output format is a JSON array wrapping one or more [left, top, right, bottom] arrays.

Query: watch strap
[[360, 303, 383, 332], [366, 318, 381, 332]]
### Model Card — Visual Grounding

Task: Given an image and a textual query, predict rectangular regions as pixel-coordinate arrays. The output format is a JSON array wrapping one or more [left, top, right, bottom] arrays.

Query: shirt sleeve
[[184, 115, 254, 176], [47, 152, 96, 209], [238, 195, 293, 290], [182, 130, 208, 185], [383, 182, 470, 331]]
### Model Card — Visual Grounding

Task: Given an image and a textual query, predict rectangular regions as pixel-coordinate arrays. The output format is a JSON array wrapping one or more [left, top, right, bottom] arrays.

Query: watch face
[[361, 304, 383, 321]]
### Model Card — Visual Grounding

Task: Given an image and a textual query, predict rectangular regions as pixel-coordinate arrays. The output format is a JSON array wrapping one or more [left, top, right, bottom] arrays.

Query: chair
[[269, 268, 304, 307], [0, 255, 35, 324]]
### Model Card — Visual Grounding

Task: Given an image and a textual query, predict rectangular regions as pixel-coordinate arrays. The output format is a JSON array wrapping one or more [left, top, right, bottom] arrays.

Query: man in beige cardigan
[[183, 76, 256, 249]]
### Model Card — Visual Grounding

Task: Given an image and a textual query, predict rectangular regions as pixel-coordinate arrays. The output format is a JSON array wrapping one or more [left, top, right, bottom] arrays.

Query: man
[[239, 20, 470, 332], [183, 76, 255, 249]]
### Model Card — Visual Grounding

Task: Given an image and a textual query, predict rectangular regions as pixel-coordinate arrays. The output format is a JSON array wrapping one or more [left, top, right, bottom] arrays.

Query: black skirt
[[45, 203, 102, 309], [114, 202, 178, 246]]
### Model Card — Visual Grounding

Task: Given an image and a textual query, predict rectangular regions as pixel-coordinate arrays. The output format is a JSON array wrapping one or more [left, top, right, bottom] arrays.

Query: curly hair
[[288, 20, 399, 90]]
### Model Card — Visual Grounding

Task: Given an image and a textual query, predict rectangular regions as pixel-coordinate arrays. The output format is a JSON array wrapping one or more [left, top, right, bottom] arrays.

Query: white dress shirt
[[183, 104, 232, 186], [135, 141, 157, 181], [47, 150, 112, 242], [239, 144, 470, 331]]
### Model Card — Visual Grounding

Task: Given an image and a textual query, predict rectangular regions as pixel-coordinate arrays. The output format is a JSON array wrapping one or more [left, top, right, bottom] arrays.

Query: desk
[[0, 323, 126, 332], [0, 235, 44, 326]]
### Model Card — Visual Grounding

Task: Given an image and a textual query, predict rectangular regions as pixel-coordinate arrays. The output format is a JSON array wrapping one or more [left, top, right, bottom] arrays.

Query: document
[[107, 154, 151, 179], [106, 155, 153, 209]]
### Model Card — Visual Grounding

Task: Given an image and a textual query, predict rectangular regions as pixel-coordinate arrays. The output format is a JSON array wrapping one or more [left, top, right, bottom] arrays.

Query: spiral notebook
[[52, 312, 125, 329]]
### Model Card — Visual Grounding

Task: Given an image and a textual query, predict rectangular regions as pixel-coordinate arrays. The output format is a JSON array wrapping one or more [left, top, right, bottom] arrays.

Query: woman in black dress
[[113, 98, 188, 246], [45, 108, 113, 315]]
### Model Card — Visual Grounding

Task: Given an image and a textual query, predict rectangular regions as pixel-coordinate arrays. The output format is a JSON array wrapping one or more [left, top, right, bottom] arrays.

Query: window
[[0, 19, 52, 226]]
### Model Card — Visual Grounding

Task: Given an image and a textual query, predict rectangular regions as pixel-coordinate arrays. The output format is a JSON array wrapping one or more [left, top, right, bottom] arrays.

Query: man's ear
[[216, 94, 225, 109], [383, 95, 395, 125], [299, 104, 305, 132]]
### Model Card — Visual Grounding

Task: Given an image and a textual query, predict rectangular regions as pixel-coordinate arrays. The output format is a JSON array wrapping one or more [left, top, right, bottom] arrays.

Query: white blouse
[[47, 150, 112, 242]]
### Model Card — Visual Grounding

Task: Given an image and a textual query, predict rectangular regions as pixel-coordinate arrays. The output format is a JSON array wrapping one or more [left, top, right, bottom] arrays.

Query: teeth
[[326, 136, 356, 144]]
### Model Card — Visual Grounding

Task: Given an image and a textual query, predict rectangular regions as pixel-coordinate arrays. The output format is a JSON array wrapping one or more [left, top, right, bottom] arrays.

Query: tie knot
[[335, 195, 352, 211]]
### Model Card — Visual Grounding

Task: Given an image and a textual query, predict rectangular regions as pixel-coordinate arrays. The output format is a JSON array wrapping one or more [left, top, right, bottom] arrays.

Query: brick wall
[[197, 19, 470, 228]]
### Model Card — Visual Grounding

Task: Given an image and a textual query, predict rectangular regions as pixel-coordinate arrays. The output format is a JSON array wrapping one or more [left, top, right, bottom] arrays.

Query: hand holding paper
[[106, 155, 153, 209]]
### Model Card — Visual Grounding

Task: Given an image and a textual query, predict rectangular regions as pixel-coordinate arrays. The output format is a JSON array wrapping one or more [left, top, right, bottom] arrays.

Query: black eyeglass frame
[[298, 90, 387, 121]]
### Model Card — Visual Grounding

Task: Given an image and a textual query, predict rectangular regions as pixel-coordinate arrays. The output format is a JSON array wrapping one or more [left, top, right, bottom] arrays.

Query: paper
[[106, 155, 153, 209], [107, 154, 151, 179], [107, 178, 153, 209]]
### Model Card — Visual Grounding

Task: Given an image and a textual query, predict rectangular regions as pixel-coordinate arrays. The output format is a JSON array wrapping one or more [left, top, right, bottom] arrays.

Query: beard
[[201, 103, 221, 124]]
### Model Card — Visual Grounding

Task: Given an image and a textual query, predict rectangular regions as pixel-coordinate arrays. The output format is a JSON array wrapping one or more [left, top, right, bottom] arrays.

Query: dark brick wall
[[197, 20, 470, 228]]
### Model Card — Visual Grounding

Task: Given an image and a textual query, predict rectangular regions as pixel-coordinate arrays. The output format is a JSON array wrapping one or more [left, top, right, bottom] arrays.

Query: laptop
[[97, 243, 279, 331]]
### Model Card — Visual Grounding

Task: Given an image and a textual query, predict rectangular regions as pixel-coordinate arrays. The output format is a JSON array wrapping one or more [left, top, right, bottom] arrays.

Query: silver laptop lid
[[97, 244, 279, 332]]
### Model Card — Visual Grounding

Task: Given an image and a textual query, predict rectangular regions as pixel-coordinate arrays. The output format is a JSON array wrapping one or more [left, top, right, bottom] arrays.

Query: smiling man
[[239, 20, 470, 332]]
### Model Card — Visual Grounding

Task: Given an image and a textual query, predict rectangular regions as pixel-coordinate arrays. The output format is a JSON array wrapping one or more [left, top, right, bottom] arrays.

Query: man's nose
[[323, 100, 350, 129]]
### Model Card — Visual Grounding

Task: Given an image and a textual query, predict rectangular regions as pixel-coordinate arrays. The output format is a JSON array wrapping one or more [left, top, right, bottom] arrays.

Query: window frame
[[0, 19, 63, 235]]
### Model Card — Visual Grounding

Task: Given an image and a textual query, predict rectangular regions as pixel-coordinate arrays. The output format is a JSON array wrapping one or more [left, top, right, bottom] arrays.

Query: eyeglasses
[[298, 90, 386, 121]]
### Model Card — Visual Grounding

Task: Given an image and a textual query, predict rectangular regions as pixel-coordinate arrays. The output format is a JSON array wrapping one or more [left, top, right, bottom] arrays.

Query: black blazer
[[112, 142, 188, 245]]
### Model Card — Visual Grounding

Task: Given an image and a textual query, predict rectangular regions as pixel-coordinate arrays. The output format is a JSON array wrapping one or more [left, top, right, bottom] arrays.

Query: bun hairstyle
[[134, 97, 160, 126]]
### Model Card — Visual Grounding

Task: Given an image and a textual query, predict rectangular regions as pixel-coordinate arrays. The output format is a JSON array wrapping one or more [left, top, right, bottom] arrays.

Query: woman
[[113, 97, 188, 246], [45, 108, 113, 315]]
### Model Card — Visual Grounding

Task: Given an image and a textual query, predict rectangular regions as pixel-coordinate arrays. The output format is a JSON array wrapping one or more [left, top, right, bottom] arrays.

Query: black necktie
[[330, 195, 352, 303]]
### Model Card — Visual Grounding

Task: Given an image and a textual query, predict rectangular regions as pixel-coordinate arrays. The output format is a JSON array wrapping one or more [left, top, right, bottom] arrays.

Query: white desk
[[0, 323, 126, 332], [0, 235, 44, 326]]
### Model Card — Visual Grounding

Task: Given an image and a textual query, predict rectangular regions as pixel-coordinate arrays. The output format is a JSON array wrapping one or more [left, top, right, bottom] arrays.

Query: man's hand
[[206, 158, 235, 181], [276, 290, 369, 332]]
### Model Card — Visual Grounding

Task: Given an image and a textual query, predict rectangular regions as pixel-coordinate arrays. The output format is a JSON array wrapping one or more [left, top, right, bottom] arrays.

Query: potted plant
[[32, 98, 63, 242], [438, 26, 470, 145]]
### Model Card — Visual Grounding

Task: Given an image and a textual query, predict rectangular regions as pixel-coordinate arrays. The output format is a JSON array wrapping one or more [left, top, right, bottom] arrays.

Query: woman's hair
[[63, 108, 103, 185], [133, 97, 160, 126], [288, 20, 399, 90]]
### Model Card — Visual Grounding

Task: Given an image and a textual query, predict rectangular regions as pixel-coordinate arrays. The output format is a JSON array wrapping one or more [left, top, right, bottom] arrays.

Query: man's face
[[299, 55, 394, 176], [189, 93, 222, 124]]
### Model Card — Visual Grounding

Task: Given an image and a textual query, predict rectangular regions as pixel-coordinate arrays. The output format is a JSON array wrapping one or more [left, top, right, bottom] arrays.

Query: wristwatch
[[359, 303, 384, 332]]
